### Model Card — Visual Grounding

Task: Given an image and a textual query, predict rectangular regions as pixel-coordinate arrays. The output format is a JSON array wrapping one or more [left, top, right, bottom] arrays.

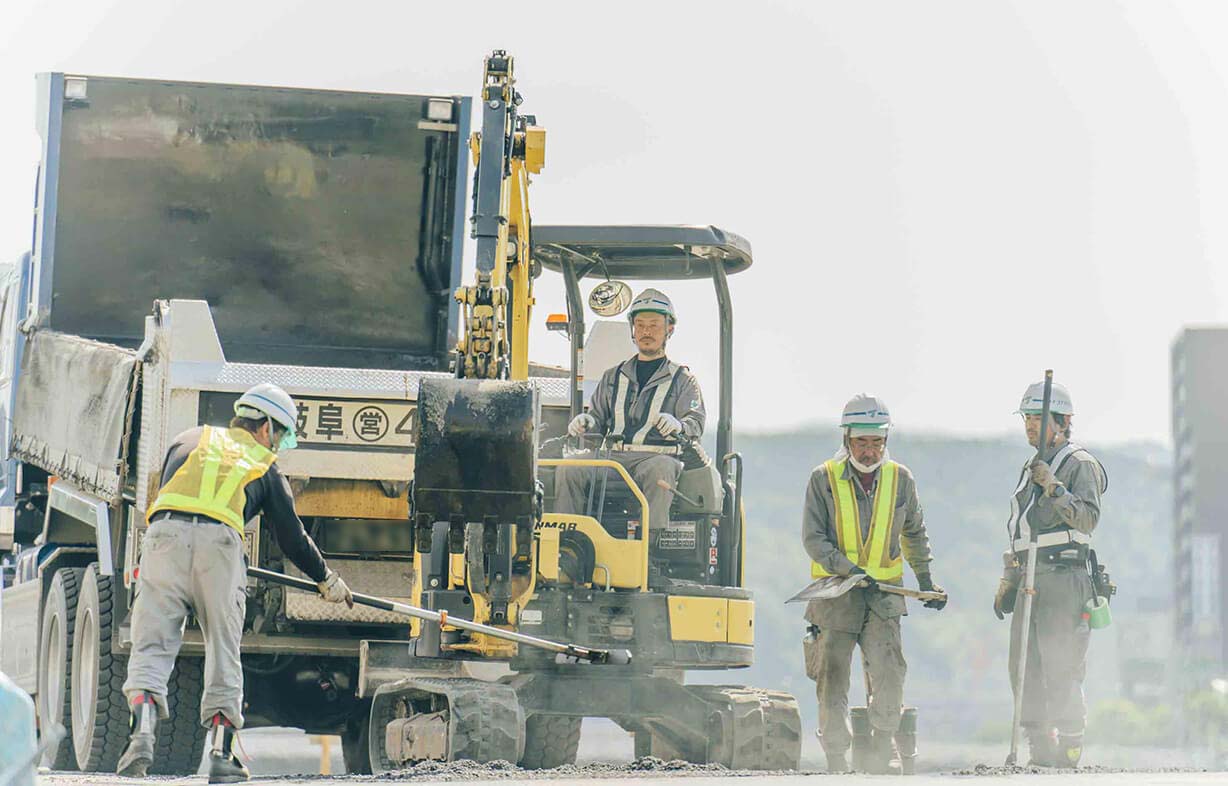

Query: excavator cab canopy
[[533, 225, 752, 280], [532, 224, 749, 480]]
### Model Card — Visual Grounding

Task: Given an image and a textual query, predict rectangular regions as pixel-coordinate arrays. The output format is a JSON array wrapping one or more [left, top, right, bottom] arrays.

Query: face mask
[[267, 416, 298, 452]]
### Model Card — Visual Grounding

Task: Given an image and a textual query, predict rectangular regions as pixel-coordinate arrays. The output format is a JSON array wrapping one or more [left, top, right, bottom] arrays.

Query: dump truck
[[0, 53, 799, 776]]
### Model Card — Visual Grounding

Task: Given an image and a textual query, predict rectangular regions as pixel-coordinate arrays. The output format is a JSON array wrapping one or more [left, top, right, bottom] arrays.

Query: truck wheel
[[341, 700, 373, 774], [38, 566, 83, 770], [70, 564, 129, 771], [520, 715, 581, 769], [149, 657, 206, 775]]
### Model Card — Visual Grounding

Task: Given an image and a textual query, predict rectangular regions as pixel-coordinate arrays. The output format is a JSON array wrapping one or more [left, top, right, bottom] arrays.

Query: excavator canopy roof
[[532, 225, 752, 280]]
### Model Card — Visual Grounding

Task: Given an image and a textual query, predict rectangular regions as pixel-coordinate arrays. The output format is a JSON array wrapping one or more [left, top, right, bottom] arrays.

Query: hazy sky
[[3, 0, 1227, 445]]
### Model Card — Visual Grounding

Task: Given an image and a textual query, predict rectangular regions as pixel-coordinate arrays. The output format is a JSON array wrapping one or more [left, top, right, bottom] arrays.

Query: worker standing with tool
[[117, 383, 353, 783], [997, 379, 1108, 768], [555, 288, 704, 534], [801, 395, 944, 775]]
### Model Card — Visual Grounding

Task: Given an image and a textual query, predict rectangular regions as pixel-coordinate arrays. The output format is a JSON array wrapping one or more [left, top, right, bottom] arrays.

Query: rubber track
[[686, 685, 801, 770], [150, 656, 205, 774], [73, 566, 130, 772], [42, 567, 84, 771], [402, 678, 524, 764], [520, 715, 582, 769]]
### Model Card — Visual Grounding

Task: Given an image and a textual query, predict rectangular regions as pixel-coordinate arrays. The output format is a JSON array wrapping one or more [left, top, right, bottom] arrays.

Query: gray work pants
[[554, 450, 682, 533], [122, 517, 248, 728], [1009, 565, 1093, 736], [807, 611, 906, 754]]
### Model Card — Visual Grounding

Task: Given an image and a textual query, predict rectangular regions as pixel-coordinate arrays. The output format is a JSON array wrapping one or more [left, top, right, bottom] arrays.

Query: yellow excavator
[[301, 50, 801, 771]]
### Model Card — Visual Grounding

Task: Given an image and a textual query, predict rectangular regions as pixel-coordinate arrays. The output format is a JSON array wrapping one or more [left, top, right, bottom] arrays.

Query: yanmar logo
[[535, 521, 579, 531]]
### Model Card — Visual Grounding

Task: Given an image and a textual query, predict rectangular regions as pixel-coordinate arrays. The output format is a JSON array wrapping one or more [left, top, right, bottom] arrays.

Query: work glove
[[848, 566, 877, 589], [993, 578, 1016, 620], [916, 573, 947, 611], [567, 413, 597, 438], [1030, 460, 1063, 497], [654, 413, 683, 438], [317, 569, 354, 608]]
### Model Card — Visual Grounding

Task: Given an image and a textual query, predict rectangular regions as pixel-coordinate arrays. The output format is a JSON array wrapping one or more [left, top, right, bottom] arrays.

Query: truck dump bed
[[33, 74, 470, 370]]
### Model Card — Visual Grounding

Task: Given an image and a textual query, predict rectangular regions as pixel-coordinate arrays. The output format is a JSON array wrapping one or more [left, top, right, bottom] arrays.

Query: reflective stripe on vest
[[1007, 442, 1081, 544], [147, 426, 277, 535], [810, 459, 903, 583], [611, 362, 681, 445], [631, 367, 680, 445]]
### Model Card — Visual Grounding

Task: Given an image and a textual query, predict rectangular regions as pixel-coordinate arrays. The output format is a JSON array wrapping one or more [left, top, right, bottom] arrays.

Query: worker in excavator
[[555, 288, 704, 534], [801, 394, 945, 774]]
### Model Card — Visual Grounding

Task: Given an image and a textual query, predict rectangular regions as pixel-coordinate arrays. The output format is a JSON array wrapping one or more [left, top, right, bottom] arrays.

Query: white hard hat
[[234, 383, 299, 450], [627, 288, 676, 324], [1016, 381, 1074, 416], [841, 394, 891, 436]]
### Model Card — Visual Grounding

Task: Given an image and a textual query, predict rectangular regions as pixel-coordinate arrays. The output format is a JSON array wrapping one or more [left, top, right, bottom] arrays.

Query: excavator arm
[[455, 50, 544, 380]]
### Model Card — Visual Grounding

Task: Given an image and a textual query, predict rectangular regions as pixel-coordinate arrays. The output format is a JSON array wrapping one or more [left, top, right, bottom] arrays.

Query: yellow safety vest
[[810, 459, 903, 583], [147, 426, 277, 535]]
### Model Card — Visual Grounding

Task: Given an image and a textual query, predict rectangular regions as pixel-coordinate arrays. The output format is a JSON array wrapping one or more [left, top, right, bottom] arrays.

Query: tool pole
[[1006, 369, 1053, 766], [247, 567, 631, 665]]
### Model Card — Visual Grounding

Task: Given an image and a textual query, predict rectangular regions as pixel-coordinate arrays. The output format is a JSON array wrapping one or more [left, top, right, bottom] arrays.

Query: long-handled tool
[[1005, 369, 1053, 766], [247, 567, 631, 665], [785, 574, 948, 604]]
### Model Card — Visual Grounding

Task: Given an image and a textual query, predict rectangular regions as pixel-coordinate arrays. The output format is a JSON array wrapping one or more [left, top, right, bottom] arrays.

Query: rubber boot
[[116, 692, 158, 777], [1024, 725, 1057, 767], [824, 749, 850, 774], [208, 713, 249, 784], [1055, 734, 1083, 769], [864, 727, 902, 775], [895, 707, 918, 776], [849, 707, 871, 772]]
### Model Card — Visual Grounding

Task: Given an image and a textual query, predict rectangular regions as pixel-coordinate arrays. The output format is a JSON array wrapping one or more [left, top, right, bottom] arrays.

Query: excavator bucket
[[412, 377, 539, 522]]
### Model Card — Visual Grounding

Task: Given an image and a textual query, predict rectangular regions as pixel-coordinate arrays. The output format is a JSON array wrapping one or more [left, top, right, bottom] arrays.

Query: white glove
[[568, 413, 597, 437], [654, 413, 683, 438], [317, 569, 354, 608]]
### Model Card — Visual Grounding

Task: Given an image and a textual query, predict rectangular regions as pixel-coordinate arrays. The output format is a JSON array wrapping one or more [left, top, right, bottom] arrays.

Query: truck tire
[[341, 700, 373, 774], [38, 566, 83, 770], [149, 657, 206, 775], [70, 564, 129, 772], [520, 715, 581, 769]]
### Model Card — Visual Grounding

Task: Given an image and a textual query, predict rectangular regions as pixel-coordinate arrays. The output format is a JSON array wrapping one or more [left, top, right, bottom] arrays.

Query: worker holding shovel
[[799, 394, 945, 774]]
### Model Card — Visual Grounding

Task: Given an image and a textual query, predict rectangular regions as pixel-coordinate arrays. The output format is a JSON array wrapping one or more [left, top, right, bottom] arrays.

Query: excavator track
[[368, 677, 524, 773], [687, 685, 802, 770]]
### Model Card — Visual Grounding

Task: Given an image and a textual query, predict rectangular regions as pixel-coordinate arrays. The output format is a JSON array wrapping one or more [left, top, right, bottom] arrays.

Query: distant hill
[[721, 427, 1171, 738]]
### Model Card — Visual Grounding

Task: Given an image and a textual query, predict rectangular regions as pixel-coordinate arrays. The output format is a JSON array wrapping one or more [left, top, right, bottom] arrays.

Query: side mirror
[[588, 280, 632, 317]]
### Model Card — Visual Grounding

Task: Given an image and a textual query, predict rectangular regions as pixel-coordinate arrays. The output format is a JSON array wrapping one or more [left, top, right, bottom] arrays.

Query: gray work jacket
[[588, 355, 706, 442], [801, 458, 934, 632], [1007, 440, 1106, 575]]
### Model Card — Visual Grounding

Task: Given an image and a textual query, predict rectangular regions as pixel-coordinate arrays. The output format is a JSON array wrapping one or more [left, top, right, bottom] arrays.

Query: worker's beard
[[638, 340, 666, 359]]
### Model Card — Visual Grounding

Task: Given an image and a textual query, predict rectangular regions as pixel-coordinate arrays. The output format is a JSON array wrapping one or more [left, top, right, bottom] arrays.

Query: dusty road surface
[[34, 769, 1226, 785], [32, 722, 1222, 785]]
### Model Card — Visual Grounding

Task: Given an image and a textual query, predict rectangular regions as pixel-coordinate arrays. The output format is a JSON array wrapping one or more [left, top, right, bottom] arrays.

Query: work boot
[[1024, 725, 1057, 767], [116, 692, 158, 777], [863, 727, 902, 775], [1055, 734, 1083, 768], [208, 713, 249, 784]]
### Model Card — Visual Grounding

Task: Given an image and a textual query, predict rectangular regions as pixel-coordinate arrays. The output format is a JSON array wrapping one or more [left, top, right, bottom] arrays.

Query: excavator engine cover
[[412, 378, 539, 521]]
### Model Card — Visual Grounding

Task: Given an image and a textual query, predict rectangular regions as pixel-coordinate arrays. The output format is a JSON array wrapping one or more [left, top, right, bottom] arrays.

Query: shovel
[[785, 574, 948, 604]]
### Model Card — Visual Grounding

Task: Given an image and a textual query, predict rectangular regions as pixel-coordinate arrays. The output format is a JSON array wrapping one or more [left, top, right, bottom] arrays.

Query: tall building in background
[[1171, 326, 1228, 687]]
